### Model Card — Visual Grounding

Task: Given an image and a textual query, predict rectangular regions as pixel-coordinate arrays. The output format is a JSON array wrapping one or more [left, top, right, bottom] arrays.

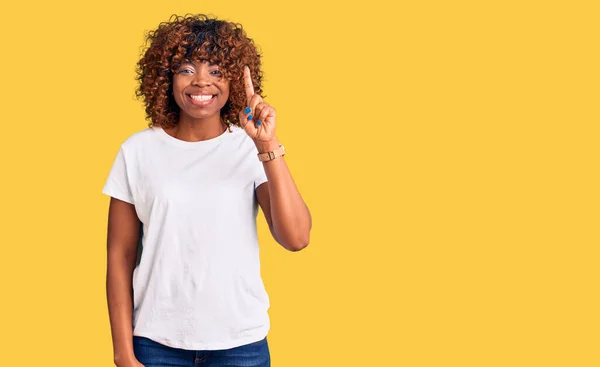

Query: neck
[[169, 114, 227, 142]]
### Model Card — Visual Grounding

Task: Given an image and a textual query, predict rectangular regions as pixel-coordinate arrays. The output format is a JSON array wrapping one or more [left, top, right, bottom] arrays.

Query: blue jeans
[[133, 336, 271, 367]]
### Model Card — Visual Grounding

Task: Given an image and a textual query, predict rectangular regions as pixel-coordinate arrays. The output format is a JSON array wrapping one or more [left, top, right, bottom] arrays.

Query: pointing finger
[[244, 65, 255, 102]]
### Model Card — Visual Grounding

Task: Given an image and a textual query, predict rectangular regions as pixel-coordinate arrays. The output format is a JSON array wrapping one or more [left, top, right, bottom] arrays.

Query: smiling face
[[172, 60, 230, 122]]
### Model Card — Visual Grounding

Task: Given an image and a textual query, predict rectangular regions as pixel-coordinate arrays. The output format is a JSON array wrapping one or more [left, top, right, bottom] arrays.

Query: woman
[[103, 14, 312, 367]]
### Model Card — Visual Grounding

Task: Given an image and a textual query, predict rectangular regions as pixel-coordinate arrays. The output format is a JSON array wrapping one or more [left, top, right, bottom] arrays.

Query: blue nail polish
[[257, 120, 262, 126], [244, 107, 251, 114], [247, 114, 253, 120]]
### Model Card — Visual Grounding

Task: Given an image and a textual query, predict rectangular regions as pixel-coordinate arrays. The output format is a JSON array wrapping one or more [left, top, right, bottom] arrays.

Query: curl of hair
[[135, 14, 263, 129]]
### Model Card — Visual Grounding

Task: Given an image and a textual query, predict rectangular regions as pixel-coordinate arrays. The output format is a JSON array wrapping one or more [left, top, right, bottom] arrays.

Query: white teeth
[[190, 94, 213, 101]]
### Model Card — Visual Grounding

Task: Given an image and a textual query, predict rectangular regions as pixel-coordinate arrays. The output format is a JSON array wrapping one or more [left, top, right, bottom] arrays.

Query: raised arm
[[239, 65, 312, 251]]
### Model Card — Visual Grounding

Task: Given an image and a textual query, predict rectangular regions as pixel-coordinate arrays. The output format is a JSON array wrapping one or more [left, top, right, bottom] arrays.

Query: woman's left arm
[[255, 139, 312, 252], [240, 66, 312, 251]]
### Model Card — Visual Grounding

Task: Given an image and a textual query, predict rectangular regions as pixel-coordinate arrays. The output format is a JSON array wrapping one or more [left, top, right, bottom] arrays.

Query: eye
[[179, 68, 194, 74], [210, 69, 222, 76]]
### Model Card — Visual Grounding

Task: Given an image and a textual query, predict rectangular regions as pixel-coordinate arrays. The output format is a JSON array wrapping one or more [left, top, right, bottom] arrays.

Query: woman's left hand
[[239, 66, 277, 143]]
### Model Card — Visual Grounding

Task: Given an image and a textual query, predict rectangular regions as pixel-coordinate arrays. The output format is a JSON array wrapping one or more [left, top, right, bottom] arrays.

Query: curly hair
[[135, 14, 263, 129]]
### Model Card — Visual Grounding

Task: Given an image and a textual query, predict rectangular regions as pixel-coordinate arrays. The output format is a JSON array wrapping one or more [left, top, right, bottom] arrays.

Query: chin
[[186, 111, 220, 120]]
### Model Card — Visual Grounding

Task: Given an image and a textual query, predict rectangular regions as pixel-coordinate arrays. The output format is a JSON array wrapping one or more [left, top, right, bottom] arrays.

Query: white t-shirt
[[102, 125, 270, 350]]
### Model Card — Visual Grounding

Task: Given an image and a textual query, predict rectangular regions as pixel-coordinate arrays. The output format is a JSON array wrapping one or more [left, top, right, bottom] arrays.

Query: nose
[[192, 69, 212, 87]]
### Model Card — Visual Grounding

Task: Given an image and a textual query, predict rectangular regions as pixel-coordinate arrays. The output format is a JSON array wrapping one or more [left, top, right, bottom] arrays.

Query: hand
[[116, 361, 144, 367], [239, 66, 277, 143], [115, 356, 145, 367]]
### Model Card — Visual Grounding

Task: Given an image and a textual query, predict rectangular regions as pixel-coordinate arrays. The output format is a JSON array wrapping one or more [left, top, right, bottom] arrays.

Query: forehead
[[181, 58, 219, 66]]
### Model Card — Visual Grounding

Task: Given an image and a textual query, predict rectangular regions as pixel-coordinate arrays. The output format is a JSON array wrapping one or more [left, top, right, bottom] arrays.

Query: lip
[[187, 93, 216, 107]]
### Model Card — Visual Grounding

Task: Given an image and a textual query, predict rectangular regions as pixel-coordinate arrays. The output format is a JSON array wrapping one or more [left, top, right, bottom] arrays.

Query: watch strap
[[257, 144, 285, 162]]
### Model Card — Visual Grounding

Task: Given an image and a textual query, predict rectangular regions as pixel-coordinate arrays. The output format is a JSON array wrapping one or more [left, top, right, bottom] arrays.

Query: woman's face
[[172, 60, 230, 121]]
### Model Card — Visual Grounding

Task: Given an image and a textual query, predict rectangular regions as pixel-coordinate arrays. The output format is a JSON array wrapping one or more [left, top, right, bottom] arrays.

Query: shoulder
[[226, 124, 247, 141], [226, 125, 258, 152], [120, 127, 156, 151], [109, 127, 158, 167]]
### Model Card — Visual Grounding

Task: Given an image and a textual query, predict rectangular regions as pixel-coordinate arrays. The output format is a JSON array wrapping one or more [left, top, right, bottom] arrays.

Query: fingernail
[[257, 120, 262, 126], [244, 65, 249, 69], [244, 107, 251, 114], [247, 114, 253, 121]]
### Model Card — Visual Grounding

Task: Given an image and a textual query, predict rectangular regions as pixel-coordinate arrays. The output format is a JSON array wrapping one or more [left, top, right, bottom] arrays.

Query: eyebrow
[[181, 60, 219, 67]]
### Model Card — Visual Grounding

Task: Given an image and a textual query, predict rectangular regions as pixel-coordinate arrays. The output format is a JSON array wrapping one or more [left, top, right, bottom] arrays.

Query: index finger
[[244, 66, 255, 101]]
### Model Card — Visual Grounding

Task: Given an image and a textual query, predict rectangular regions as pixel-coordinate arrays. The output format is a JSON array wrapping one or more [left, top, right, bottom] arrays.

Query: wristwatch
[[257, 145, 285, 162]]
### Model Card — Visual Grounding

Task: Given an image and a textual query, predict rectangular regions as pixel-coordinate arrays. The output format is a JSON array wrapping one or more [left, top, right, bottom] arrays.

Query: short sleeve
[[253, 160, 268, 189], [102, 146, 134, 204]]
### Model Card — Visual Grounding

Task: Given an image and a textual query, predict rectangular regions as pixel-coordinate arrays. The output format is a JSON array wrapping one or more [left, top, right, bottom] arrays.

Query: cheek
[[172, 78, 184, 93], [222, 82, 230, 97], [171, 79, 186, 102], [220, 83, 231, 102]]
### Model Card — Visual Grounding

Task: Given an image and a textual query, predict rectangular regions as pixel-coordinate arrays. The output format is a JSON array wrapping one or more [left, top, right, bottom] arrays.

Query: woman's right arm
[[106, 197, 144, 367]]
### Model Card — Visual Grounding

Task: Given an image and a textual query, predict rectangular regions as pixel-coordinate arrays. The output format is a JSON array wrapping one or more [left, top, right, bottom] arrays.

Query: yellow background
[[0, 0, 598, 366]]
